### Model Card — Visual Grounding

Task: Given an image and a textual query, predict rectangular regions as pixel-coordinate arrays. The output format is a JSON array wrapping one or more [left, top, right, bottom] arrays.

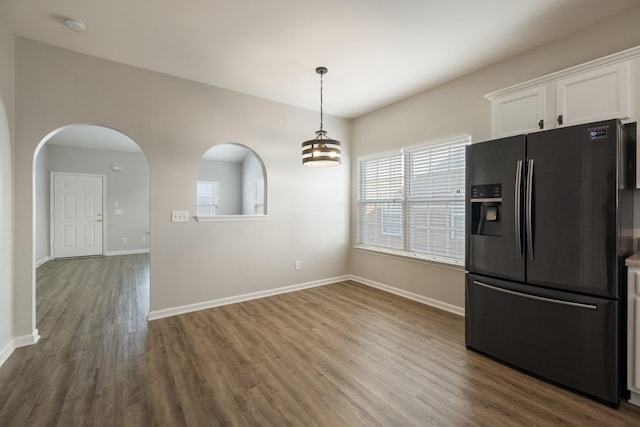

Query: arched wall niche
[[197, 143, 267, 220]]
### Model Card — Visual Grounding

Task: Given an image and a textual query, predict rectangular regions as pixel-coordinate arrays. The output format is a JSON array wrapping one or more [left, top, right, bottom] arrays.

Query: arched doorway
[[32, 124, 150, 324]]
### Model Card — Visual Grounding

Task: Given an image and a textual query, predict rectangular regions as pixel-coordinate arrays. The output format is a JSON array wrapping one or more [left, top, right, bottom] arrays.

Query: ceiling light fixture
[[302, 67, 341, 167], [63, 18, 87, 33]]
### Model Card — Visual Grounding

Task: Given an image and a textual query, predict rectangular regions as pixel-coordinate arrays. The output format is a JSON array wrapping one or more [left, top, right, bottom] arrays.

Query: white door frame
[[50, 172, 107, 259]]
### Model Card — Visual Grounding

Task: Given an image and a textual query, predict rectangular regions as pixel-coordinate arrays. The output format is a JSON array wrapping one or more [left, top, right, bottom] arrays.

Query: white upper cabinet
[[555, 62, 630, 128], [486, 46, 640, 139], [492, 86, 550, 138]]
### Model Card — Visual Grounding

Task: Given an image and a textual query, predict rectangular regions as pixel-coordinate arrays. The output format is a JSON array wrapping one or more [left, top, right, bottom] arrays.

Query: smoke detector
[[63, 18, 86, 33]]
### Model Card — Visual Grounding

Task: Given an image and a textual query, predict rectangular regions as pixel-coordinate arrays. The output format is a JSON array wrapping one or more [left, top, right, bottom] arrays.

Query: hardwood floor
[[2, 254, 640, 426]]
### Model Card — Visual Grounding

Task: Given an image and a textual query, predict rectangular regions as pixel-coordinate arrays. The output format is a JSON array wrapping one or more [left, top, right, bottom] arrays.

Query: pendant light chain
[[319, 70, 324, 134]]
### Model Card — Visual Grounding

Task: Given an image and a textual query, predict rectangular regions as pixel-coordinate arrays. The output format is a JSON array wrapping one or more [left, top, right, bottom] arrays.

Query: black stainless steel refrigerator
[[465, 119, 635, 406]]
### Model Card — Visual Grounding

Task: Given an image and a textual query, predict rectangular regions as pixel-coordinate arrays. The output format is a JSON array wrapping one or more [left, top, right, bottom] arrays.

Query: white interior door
[[52, 173, 104, 258]]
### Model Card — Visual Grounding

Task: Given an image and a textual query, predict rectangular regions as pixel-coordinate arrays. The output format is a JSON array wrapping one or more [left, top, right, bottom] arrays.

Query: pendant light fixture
[[302, 67, 341, 166]]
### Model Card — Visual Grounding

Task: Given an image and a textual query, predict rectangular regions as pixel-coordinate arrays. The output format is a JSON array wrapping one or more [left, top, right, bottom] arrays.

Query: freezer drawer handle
[[526, 159, 534, 260], [514, 160, 523, 259], [473, 281, 598, 311], [470, 198, 503, 203]]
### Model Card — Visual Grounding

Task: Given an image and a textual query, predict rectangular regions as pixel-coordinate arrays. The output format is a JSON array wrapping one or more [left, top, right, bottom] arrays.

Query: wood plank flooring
[[2, 254, 640, 426]]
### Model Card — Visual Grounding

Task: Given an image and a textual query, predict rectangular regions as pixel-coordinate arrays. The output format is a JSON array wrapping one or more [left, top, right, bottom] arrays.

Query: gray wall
[[13, 38, 350, 337], [40, 144, 150, 255], [34, 144, 49, 264], [0, 17, 14, 357], [349, 6, 640, 313]]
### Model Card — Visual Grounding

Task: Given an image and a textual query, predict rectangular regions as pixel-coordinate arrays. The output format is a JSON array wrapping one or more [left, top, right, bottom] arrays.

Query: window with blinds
[[356, 135, 469, 265], [196, 181, 219, 216]]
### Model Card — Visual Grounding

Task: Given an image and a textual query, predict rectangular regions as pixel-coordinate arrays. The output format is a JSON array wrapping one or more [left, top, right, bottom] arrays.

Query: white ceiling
[[2, 0, 640, 119]]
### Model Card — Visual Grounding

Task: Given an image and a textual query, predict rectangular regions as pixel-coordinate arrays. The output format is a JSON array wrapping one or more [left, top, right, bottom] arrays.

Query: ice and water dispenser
[[470, 184, 502, 236]]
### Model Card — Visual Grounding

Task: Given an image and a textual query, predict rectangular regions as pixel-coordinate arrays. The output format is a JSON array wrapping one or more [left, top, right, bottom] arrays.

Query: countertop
[[626, 252, 640, 268]]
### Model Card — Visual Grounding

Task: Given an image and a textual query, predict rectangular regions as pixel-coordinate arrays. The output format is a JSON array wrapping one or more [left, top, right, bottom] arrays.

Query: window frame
[[356, 135, 470, 266]]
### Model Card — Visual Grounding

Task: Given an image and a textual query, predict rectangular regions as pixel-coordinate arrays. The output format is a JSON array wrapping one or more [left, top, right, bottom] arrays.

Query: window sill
[[196, 215, 268, 223], [353, 245, 465, 271]]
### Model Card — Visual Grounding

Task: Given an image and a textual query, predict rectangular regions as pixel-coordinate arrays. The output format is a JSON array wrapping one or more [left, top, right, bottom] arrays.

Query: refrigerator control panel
[[470, 184, 502, 200]]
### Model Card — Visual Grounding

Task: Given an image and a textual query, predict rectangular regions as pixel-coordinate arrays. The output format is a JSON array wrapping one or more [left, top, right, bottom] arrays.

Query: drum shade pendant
[[302, 67, 341, 166]]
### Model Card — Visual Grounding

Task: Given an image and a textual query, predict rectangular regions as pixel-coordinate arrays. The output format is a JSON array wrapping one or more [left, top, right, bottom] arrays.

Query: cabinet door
[[492, 86, 549, 138], [555, 62, 630, 127]]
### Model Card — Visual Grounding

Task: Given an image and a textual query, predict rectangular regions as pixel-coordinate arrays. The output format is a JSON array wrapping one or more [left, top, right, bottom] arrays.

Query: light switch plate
[[171, 210, 189, 223]]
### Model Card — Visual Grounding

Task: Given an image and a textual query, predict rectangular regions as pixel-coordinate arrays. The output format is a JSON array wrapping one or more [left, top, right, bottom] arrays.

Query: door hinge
[[538, 119, 544, 129], [557, 114, 563, 125]]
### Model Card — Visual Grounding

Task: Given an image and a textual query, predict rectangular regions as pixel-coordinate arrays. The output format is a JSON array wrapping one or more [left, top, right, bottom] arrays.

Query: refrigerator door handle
[[515, 160, 523, 259], [472, 281, 597, 310], [526, 159, 534, 261]]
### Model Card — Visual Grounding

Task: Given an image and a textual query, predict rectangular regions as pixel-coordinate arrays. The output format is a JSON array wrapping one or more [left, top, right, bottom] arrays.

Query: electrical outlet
[[295, 260, 301, 270], [171, 210, 189, 223], [122, 237, 127, 244], [141, 235, 146, 242]]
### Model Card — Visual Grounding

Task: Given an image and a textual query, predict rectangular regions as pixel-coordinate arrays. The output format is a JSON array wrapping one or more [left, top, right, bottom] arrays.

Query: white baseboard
[[349, 275, 465, 317], [14, 329, 40, 347], [106, 249, 150, 256], [148, 275, 349, 321], [35, 256, 50, 268], [0, 339, 13, 367], [148, 274, 464, 321], [0, 329, 40, 368]]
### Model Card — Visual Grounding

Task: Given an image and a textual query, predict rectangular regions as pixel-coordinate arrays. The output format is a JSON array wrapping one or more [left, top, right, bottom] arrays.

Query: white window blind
[[357, 152, 404, 251], [405, 138, 467, 263], [357, 135, 469, 265]]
